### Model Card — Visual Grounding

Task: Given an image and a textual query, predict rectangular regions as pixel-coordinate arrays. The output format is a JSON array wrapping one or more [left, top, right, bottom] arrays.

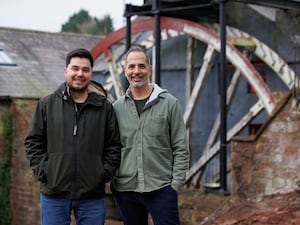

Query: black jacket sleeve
[[24, 100, 48, 183], [103, 101, 122, 182]]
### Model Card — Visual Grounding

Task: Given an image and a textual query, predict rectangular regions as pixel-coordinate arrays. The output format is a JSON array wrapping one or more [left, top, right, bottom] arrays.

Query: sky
[[0, 0, 143, 32]]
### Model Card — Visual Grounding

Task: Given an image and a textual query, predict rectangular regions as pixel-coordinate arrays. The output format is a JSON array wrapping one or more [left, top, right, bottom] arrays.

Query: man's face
[[124, 51, 152, 88], [64, 57, 92, 92]]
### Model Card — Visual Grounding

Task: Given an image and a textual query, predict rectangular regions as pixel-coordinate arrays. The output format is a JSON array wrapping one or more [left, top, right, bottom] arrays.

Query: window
[[0, 49, 17, 66]]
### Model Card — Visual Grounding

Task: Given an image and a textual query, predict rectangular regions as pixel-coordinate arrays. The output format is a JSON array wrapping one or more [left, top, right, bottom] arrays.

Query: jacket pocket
[[115, 146, 137, 178], [144, 117, 168, 137], [45, 152, 72, 191]]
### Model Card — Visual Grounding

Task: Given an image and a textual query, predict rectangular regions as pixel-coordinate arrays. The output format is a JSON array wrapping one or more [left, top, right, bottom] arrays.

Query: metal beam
[[231, 0, 300, 9]]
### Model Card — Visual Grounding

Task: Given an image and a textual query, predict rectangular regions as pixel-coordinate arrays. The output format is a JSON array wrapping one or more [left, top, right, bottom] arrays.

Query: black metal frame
[[123, 0, 300, 194]]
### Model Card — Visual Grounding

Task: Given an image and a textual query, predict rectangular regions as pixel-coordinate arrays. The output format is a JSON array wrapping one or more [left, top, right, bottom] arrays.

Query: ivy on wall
[[0, 113, 12, 225]]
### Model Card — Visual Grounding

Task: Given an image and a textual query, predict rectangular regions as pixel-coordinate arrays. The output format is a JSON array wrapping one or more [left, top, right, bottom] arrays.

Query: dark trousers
[[113, 186, 180, 225]]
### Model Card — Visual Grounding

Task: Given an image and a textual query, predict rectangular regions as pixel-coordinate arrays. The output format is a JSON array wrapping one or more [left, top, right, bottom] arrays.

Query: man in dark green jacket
[[25, 48, 122, 225]]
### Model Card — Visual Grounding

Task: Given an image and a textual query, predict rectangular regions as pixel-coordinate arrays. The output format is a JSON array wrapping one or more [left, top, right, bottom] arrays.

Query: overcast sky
[[0, 0, 143, 32]]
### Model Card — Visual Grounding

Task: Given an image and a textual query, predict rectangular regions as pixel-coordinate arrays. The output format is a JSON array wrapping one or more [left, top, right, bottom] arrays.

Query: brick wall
[[0, 99, 11, 160], [10, 99, 40, 225], [231, 92, 300, 198]]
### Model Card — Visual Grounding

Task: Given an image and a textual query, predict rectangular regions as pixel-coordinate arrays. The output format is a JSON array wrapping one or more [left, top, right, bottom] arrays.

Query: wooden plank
[[186, 100, 264, 181], [107, 50, 124, 98], [184, 44, 217, 126]]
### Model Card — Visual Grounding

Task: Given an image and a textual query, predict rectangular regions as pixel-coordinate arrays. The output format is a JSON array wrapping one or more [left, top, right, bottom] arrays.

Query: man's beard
[[69, 85, 88, 93], [128, 75, 147, 88]]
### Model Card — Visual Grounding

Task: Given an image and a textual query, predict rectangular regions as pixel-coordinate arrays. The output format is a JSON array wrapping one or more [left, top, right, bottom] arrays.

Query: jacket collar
[[56, 82, 106, 106], [125, 83, 168, 108], [125, 83, 167, 98]]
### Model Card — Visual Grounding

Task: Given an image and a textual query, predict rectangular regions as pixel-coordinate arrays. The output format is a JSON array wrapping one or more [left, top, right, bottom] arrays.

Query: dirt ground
[[190, 189, 300, 225], [106, 188, 300, 225]]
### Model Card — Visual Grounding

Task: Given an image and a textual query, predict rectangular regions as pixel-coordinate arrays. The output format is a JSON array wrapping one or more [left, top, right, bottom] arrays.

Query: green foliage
[[15, 99, 27, 108], [61, 9, 114, 35], [0, 113, 12, 225], [97, 15, 114, 35]]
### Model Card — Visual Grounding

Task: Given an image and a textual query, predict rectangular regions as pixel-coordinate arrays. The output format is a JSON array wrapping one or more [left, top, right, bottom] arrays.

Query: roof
[[0, 27, 103, 99]]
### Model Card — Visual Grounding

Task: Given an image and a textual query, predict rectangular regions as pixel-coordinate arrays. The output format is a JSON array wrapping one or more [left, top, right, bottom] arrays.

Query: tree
[[61, 9, 114, 35]]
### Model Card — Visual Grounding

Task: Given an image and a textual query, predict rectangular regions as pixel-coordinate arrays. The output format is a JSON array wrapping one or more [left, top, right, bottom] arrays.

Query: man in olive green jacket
[[112, 46, 189, 225]]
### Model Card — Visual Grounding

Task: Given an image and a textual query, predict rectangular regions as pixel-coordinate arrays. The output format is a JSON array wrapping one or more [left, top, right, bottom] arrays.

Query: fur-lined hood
[[88, 80, 107, 97]]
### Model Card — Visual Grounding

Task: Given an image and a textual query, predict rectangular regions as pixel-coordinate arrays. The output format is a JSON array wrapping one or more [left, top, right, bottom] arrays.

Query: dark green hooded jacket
[[25, 82, 121, 199]]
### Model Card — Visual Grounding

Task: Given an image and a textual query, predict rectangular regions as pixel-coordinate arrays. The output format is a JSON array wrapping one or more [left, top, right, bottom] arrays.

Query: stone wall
[[231, 92, 300, 198]]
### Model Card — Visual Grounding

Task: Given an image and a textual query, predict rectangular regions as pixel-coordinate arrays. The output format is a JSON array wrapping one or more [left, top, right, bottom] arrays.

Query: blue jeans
[[40, 194, 106, 225], [113, 186, 180, 225]]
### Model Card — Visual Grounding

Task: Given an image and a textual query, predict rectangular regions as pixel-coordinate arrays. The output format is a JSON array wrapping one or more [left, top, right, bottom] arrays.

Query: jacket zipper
[[73, 104, 78, 136], [72, 103, 79, 198]]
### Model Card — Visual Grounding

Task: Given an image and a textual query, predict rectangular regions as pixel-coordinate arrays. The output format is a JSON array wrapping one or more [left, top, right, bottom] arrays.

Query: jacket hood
[[88, 80, 107, 97], [124, 83, 168, 110], [125, 83, 167, 100], [56, 81, 107, 101], [148, 83, 167, 102]]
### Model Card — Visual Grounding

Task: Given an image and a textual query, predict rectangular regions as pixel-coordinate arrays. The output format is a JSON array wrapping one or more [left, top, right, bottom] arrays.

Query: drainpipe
[[219, 0, 228, 194], [153, 0, 161, 85], [124, 4, 131, 90], [125, 4, 131, 52]]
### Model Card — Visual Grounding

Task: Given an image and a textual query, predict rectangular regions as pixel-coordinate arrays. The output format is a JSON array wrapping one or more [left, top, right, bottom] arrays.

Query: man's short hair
[[66, 48, 94, 67]]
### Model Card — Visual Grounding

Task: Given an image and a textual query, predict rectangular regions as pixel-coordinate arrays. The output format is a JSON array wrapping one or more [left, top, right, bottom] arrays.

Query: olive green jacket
[[112, 83, 189, 192]]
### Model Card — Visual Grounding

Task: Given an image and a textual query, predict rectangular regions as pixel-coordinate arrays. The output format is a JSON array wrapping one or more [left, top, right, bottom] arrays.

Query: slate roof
[[0, 27, 103, 99]]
